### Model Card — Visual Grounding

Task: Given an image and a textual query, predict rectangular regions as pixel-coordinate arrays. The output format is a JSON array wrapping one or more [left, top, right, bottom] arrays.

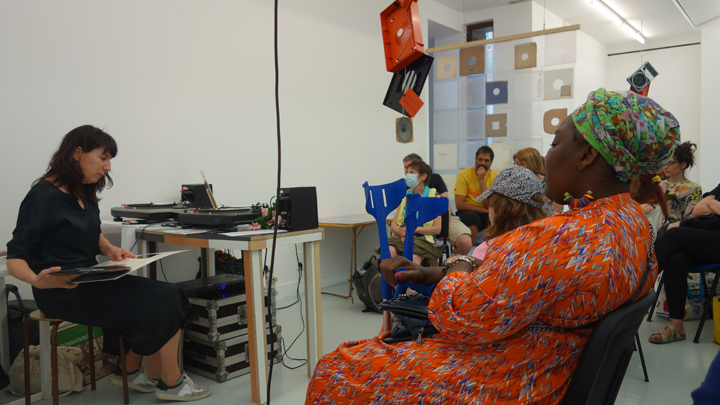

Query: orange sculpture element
[[380, 0, 425, 73], [398, 88, 423, 117]]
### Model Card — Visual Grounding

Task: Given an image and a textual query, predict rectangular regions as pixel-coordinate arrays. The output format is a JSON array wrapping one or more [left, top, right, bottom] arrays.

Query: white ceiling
[[431, 0, 710, 49]]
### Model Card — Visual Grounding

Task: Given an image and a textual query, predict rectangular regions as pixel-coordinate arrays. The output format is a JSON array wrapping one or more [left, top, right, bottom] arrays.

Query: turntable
[[111, 203, 187, 223], [177, 205, 262, 229]]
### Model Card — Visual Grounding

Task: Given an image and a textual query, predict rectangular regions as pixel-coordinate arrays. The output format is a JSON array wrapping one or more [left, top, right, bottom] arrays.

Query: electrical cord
[[267, 0, 281, 401], [276, 245, 307, 369]]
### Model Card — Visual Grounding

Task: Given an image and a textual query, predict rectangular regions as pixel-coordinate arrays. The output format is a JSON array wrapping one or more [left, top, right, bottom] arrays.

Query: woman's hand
[[103, 245, 136, 261], [34, 267, 79, 289], [379, 256, 444, 288]]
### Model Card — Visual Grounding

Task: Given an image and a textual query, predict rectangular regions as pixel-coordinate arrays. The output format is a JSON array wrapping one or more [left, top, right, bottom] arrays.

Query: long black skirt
[[32, 275, 192, 356]]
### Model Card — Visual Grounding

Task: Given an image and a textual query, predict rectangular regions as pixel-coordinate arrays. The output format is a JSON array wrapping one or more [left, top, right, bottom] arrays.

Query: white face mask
[[405, 173, 419, 189]]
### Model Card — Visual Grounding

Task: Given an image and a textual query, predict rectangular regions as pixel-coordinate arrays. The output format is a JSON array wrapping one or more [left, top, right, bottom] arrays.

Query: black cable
[[159, 259, 168, 282], [267, 0, 281, 401], [278, 245, 307, 369], [128, 224, 153, 251]]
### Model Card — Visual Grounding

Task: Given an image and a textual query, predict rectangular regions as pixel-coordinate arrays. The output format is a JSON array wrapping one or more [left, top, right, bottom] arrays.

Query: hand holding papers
[[54, 250, 187, 283]]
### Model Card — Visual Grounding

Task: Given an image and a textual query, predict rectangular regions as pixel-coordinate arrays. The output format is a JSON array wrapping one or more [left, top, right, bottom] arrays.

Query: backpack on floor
[[352, 255, 383, 313]]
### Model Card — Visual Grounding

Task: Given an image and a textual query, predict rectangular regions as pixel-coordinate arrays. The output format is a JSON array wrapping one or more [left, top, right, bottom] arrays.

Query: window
[[466, 21, 494, 42]]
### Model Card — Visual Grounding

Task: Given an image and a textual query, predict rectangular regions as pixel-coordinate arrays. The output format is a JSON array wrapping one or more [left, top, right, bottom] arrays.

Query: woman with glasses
[[660, 141, 701, 224]]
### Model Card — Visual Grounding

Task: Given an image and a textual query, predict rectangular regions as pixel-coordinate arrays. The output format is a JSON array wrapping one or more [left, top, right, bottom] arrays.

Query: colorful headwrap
[[571, 88, 681, 182]]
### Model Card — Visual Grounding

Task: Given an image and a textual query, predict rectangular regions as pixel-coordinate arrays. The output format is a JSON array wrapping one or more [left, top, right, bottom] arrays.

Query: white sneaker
[[155, 372, 212, 401], [109, 365, 158, 393]]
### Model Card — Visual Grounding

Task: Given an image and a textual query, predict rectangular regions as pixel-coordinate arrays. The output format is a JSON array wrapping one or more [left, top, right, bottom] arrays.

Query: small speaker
[[627, 62, 658, 92], [181, 184, 214, 208], [276, 187, 318, 231], [396, 117, 414, 143]]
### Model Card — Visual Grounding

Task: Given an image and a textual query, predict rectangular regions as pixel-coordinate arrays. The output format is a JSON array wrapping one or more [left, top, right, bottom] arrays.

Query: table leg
[[39, 321, 51, 399], [322, 225, 366, 299], [148, 241, 157, 280], [244, 249, 268, 405], [304, 240, 323, 377]]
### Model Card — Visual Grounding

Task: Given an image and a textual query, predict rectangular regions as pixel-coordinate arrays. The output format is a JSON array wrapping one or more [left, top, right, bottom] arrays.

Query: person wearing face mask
[[402, 154, 473, 255], [454, 145, 499, 244], [386, 160, 443, 265]]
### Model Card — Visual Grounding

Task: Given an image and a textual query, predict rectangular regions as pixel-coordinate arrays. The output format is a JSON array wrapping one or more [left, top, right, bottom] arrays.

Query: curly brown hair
[[672, 141, 697, 171], [484, 193, 547, 240]]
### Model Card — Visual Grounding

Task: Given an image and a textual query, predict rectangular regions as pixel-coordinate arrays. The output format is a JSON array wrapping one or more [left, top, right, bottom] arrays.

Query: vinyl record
[[396, 117, 413, 143]]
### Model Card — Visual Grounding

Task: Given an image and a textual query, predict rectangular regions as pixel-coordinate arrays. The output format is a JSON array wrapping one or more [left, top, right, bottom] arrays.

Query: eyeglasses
[[665, 160, 678, 166]]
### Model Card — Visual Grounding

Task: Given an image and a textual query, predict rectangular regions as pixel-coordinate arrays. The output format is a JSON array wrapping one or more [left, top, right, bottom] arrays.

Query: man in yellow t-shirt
[[454, 145, 499, 243]]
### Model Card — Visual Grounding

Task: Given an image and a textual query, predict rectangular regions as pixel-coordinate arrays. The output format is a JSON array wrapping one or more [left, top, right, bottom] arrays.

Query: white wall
[[464, 2, 532, 38], [699, 19, 720, 191], [607, 42, 702, 184], [0, 0, 413, 299]]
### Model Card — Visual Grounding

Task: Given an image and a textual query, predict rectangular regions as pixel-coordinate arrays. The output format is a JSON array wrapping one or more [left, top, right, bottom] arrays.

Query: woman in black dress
[[6, 125, 211, 401]]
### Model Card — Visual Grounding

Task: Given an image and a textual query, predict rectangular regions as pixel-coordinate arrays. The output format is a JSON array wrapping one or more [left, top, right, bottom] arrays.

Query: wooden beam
[[427, 24, 581, 54]]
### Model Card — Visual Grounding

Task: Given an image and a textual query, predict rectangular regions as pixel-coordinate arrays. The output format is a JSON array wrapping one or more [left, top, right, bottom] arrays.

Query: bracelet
[[442, 255, 477, 274]]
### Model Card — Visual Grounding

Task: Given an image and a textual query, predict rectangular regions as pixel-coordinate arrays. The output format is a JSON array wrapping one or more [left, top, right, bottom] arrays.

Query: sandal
[[648, 325, 686, 344]]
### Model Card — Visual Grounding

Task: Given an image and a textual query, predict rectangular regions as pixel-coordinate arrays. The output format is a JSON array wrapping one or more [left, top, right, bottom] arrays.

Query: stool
[[22, 310, 129, 404]]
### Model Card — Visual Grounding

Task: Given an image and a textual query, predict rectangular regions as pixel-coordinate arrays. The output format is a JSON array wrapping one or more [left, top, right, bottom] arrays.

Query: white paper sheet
[[104, 250, 188, 272]]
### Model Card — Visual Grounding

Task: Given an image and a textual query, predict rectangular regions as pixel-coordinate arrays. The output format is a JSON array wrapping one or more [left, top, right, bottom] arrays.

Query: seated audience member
[[630, 174, 669, 239], [649, 183, 720, 344], [471, 166, 547, 261], [453, 145, 499, 243], [387, 160, 442, 265], [402, 153, 472, 254], [513, 147, 561, 215], [660, 141, 701, 224], [306, 88, 678, 404], [513, 148, 545, 179]]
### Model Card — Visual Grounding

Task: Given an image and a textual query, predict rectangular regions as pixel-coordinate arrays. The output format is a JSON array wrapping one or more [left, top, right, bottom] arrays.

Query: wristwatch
[[442, 255, 477, 274]]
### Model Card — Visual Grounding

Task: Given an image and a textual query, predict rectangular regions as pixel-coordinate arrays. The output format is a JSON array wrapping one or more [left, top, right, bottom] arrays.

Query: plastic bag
[[655, 273, 707, 321], [8, 345, 83, 398]]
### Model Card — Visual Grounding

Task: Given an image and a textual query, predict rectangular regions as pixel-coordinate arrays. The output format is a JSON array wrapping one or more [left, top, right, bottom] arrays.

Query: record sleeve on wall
[[436, 55, 457, 79], [459, 46, 484, 76], [544, 68, 573, 100], [515, 42, 537, 69], [485, 113, 508, 138]]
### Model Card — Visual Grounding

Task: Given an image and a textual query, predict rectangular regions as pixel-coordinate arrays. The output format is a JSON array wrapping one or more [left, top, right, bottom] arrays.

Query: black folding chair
[[436, 210, 452, 265], [563, 291, 656, 405]]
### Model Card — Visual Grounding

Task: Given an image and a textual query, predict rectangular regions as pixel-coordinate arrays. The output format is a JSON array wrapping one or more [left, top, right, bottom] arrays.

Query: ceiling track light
[[588, 0, 646, 44]]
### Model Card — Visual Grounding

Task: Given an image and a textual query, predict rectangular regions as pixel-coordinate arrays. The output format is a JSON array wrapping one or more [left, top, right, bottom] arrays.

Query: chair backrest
[[439, 210, 450, 239], [563, 291, 656, 405]]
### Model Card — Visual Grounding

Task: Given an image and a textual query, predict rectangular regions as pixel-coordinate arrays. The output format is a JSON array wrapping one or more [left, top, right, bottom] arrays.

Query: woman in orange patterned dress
[[306, 89, 680, 404]]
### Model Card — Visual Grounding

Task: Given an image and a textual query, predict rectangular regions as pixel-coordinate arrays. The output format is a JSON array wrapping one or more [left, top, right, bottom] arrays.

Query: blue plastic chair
[[363, 179, 406, 300], [362, 180, 448, 299], [394, 193, 448, 297]]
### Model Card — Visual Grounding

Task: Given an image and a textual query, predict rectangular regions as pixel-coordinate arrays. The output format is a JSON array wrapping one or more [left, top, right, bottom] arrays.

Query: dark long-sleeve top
[[6, 182, 101, 273]]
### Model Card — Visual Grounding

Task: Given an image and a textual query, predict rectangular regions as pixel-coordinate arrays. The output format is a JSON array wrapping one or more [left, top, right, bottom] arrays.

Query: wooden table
[[121, 225, 324, 405], [318, 214, 389, 299]]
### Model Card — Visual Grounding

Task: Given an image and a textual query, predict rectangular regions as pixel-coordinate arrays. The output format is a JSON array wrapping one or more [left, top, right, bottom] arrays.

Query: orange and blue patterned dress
[[306, 193, 655, 404]]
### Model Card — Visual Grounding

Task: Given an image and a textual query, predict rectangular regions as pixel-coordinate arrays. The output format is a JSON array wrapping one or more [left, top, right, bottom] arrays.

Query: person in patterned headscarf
[[305, 89, 680, 405]]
